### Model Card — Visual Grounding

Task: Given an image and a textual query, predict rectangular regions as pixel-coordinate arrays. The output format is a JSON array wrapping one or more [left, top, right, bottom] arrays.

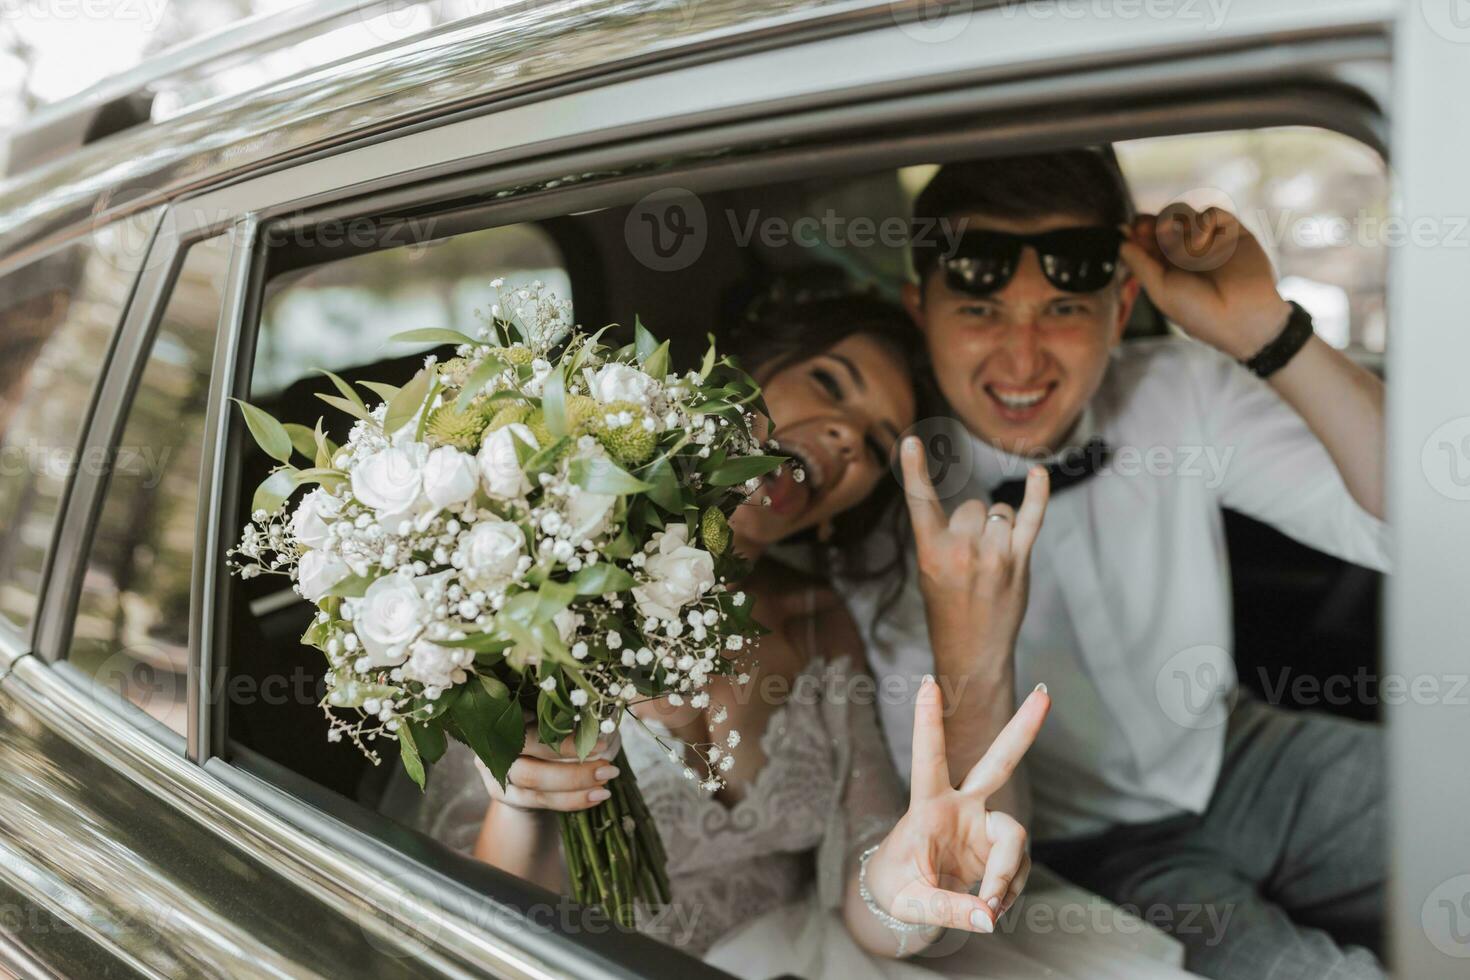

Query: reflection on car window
[[1115, 127, 1388, 353], [71, 234, 231, 736], [0, 224, 154, 636], [252, 223, 570, 398]]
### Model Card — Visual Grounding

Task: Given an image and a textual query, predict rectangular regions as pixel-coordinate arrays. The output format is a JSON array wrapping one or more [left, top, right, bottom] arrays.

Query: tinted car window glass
[[71, 234, 231, 736], [0, 227, 151, 635]]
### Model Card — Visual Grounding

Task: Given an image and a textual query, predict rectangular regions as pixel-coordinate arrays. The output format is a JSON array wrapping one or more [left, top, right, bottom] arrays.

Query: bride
[[415, 282, 1196, 978]]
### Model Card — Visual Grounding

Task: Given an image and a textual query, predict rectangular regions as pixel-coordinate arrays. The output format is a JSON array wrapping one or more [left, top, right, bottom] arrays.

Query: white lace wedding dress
[[410, 652, 1200, 979]]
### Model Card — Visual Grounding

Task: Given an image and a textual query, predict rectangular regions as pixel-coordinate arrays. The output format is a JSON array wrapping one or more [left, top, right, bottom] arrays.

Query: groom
[[844, 149, 1391, 978]]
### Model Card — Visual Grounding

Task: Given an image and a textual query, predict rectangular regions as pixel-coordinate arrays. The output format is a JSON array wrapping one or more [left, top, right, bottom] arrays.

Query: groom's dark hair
[[911, 146, 1136, 284]]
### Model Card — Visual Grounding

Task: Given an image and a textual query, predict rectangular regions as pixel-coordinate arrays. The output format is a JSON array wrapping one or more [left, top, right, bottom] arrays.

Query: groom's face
[[903, 211, 1139, 457]]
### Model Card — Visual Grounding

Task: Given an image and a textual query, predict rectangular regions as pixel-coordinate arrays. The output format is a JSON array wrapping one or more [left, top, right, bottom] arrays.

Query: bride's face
[[732, 333, 917, 548]]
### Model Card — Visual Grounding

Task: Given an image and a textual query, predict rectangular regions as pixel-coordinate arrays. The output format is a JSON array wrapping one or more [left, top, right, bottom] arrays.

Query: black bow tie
[[989, 437, 1110, 509]]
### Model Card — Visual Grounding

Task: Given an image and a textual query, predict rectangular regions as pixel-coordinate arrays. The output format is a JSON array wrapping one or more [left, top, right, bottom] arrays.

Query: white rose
[[477, 423, 537, 499], [591, 363, 654, 404], [352, 444, 427, 523], [632, 523, 716, 621], [422, 446, 479, 509], [297, 548, 350, 602], [565, 488, 615, 543], [401, 638, 473, 690], [356, 575, 427, 668], [290, 488, 339, 549], [461, 517, 525, 591]]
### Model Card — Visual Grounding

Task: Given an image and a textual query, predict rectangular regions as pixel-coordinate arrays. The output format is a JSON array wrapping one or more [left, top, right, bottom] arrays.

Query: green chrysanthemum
[[565, 394, 602, 436], [424, 401, 491, 451], [525, 409, 556, 450], [595, 399, 658, 467], [486, 401, 534, 432], [700, 506, 731, 556], [488, 345, 535, 367]]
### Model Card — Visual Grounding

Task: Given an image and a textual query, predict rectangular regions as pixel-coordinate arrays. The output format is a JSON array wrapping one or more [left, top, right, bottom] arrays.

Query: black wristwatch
[[1241, 301, 1314, 378]]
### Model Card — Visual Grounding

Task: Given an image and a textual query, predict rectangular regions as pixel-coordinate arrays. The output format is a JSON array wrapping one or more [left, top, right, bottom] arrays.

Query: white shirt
[[840, 337, 1391, 841]]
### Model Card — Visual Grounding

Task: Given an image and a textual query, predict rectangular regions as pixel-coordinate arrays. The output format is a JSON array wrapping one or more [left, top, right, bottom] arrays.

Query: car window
[[252, 222, 571, 398], [69, 234, 232, 736], [0, 228, 151, 637]]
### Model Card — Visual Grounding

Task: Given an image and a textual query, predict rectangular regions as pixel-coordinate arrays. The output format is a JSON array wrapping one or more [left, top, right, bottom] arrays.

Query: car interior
[[217, 127, 1388, 930]]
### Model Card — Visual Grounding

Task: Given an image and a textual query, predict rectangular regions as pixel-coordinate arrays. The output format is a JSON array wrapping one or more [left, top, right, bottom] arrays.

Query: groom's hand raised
[[900, 435, 1049, 682]]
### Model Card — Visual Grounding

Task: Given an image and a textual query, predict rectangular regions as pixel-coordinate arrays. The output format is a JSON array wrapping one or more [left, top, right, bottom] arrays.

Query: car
[[1, 0, 1466, 976]]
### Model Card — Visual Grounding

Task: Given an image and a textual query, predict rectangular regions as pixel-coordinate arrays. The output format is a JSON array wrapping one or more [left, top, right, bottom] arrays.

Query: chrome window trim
[[189, 215, 258, 764], [0, 655, 567, 979], [0, 623, 26, 677], [163, 6, 1394, 233], [32, 206, 221, 669]]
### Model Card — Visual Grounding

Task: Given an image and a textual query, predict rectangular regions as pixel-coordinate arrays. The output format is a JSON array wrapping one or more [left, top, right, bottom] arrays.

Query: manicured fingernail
[[987, 896, 1001, 912], [594, 766, 620, 781], [1034, 682, 1048, 695], [588, 788, 611, 802], [970, 908, 993, 932], [922, 673, 934, 688]]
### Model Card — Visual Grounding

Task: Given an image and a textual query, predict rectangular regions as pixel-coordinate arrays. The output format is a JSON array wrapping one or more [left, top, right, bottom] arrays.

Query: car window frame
[[200, 47, 1395, 980]]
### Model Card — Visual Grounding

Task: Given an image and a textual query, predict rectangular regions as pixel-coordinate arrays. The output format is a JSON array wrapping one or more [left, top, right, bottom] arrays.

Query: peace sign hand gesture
[[900, 436, 1049, 679], [862, 678, 1051, 937]]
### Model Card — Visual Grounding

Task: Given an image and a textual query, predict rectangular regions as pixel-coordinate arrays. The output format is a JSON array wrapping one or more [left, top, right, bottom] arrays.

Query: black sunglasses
[[925, 226, 1124, 296]]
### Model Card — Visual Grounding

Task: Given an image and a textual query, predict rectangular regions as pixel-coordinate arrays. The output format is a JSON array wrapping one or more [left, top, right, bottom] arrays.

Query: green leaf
[[699, 335, 717, 379], [439, 632, 513, 653], [535, 579, 577, 624], [384, 365, 435, 436], [234, 400, 293, 464], [294, 466, 347, 490], [574, 710, 601, 761], [569, 456, 653, 495], [538, 689, 572, 749], [389, 328, 480, 346], [312, 418, 337, 469], [525, 436, 569, 474], [316, 369, 367, 414], [478, 673, 510, 702], [570, 562, 635, 595], [706, 453, 786, 487], [252, 469, 298, 513], [634, 316, 658, 362], [449, 681, 525, 790], [323, 573, 374, 598], [541, 365, 567, 438], [642, 340, 670, 382], [359, 381, 401, 404], [399, 723, 426, 790], [638, 457, 681, 512], [409, 720, 447, 765], [282, 423, 318, 461], [314, 392, 371, 423], [455, 354, 508, 411]]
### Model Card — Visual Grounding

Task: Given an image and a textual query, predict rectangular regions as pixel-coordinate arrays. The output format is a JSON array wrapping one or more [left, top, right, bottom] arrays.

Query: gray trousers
[[1034, 696, 1386, 980]]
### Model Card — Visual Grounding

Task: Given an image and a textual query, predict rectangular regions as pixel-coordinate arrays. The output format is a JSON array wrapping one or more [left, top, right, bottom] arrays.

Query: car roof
[[0, 0, 899, 266]]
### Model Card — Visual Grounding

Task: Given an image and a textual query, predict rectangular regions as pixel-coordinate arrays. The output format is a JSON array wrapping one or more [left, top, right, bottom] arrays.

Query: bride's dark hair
[[719, 265, 919, 612]]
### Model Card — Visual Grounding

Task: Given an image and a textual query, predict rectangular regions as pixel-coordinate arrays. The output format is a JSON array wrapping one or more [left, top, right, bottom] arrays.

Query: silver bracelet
[[858, 844, 935, 957]]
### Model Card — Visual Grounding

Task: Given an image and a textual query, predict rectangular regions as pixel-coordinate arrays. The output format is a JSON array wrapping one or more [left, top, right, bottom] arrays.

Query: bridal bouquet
[[229, 280, 779, 924]]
